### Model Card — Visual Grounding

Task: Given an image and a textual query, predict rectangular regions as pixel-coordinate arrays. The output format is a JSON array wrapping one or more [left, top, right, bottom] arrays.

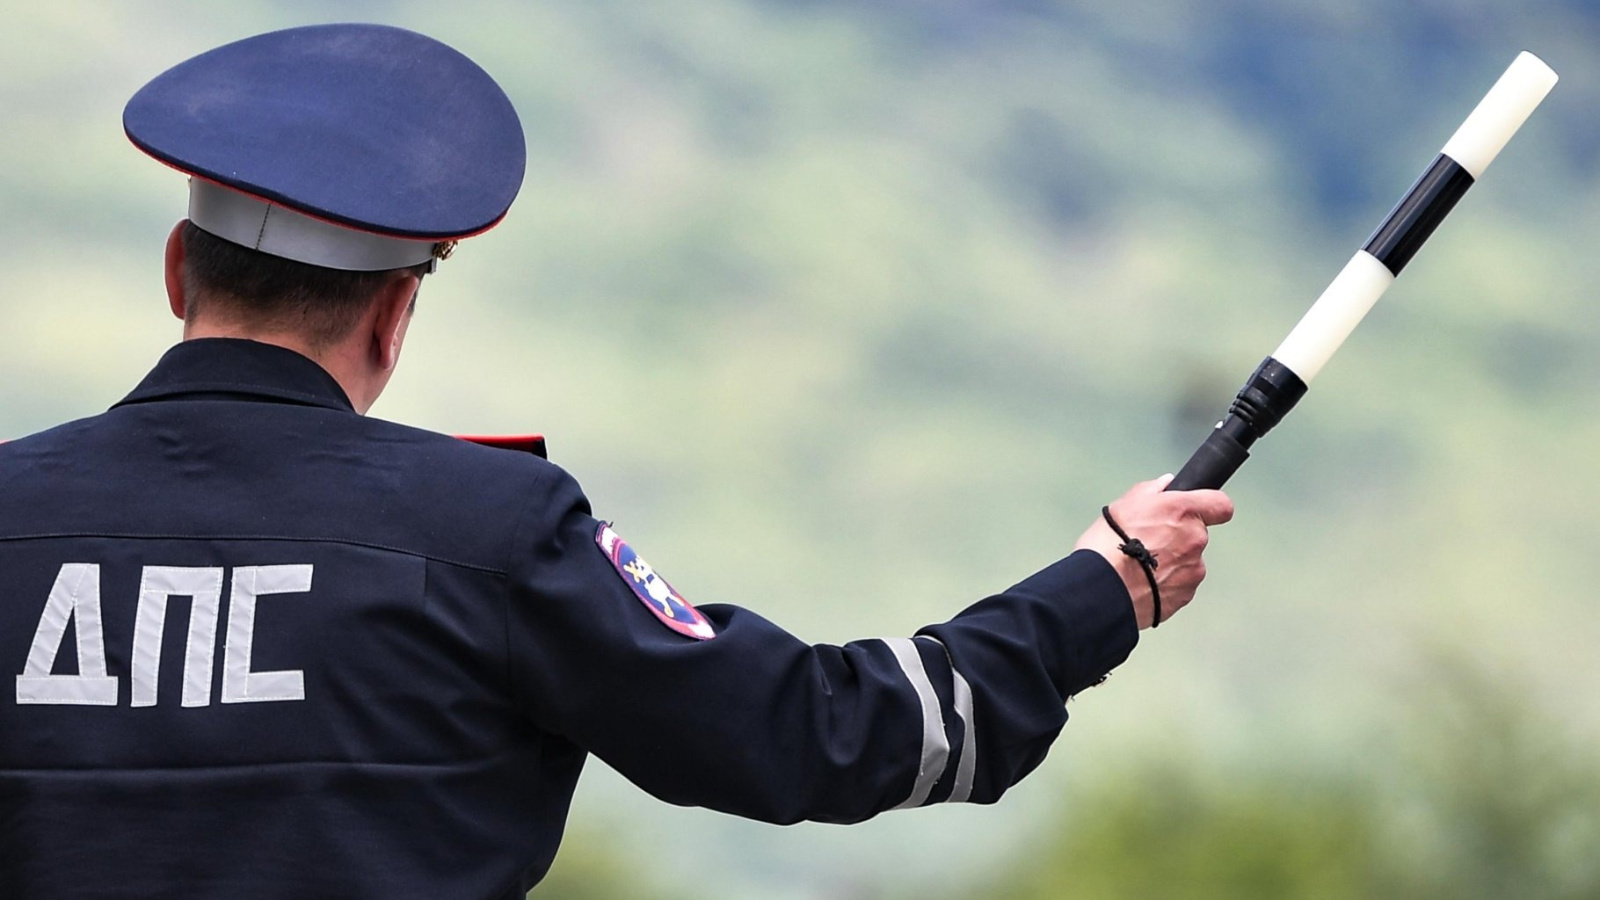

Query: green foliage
[[528, 827, 692, 900], [1383, 657, 1600, 900], [967, 659, 1600, 900], [4, 3, 1600, 898], [993, 771, 1387, 900]]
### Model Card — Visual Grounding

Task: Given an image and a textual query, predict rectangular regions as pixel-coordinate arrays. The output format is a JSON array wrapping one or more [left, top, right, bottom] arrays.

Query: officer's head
[[167, 220, 432, 350], [125, 24, 525, 408]]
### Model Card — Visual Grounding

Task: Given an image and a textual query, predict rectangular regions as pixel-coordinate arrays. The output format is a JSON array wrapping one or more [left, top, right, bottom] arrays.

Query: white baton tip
[[1271, 251, 1396, 383], [1440, 51, 1558, 179]]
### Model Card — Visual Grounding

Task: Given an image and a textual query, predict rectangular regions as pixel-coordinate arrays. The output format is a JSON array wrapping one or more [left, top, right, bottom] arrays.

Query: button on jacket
[[0, 338, 1138, 898]]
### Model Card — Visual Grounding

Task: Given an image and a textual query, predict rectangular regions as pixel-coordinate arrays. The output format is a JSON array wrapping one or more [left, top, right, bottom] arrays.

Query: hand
[[1074, 475, 1234, 629]]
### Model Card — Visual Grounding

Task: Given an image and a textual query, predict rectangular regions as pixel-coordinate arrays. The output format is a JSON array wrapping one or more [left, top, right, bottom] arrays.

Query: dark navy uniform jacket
[[0, 338, 1138, 898]]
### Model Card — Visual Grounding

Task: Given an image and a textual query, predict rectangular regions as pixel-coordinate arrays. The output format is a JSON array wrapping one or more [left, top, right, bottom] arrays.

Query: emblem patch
[[596, 524, 715, 640]]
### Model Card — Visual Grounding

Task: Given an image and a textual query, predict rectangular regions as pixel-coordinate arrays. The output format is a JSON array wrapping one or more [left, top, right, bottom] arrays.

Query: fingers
[[1084, 477, 1235, 630], [1116, 478, 1234, 527]]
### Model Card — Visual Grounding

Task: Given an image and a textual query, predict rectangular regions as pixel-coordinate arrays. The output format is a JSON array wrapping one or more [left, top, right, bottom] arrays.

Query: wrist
[[1075, 524, 1156, 629], [1098, 506, 1162, 629]]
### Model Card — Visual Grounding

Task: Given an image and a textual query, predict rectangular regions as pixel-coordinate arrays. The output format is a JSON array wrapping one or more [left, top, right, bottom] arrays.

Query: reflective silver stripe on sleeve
[[883, 637, 948, 810], [922, 636, 977, 804]]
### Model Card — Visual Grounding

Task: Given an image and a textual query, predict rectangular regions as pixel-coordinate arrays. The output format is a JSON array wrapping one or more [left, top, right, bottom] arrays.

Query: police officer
[[0, 24, 1232, 899]]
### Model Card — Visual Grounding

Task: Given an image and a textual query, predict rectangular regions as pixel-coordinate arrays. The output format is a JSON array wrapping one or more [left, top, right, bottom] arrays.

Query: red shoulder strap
[[454, 434, 548, 459]]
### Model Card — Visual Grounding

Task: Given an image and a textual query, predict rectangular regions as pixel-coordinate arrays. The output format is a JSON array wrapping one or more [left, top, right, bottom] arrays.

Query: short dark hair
[[180, 222, 428, 347]]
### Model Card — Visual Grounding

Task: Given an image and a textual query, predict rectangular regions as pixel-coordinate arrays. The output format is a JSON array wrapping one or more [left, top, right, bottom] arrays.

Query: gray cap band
[[188, 180, 437, 272]]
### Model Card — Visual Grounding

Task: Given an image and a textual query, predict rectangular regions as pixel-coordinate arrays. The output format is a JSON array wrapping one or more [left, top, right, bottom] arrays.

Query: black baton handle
[[1168, 428, 1250, 491], [1165, 357, 1307, 492]]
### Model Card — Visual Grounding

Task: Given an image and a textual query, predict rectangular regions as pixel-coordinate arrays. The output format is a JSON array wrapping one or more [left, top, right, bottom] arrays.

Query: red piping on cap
[[127, 132, 510, 242]]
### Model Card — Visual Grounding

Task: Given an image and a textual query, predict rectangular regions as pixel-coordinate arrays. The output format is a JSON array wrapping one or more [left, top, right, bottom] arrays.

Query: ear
[[164, 220, 189, 321], [372, 273, 420, 372]]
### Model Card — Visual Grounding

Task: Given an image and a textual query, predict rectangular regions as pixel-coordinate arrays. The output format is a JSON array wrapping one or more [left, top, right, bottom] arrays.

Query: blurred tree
[[528, 827, 692, 900], [980, 766, 1393, 900], [960, 655, 1600, 900], [1384, 655, 1600, 900]]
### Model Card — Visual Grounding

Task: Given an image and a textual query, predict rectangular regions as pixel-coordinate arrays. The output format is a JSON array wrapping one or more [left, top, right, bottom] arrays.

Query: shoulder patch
[[596, 524, 715, 641]]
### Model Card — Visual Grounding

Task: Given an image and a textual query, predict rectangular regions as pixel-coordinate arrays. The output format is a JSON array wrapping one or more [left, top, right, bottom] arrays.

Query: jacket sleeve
[[504, 465, 1139, 825]]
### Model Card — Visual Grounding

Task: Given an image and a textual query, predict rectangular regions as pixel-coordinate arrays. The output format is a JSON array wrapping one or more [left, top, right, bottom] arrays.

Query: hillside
[[2, 1, 1596, 896]]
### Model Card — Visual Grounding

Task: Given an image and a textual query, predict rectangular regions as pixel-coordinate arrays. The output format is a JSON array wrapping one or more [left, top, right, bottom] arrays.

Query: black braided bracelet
[[1101, 506, 1162, 628]]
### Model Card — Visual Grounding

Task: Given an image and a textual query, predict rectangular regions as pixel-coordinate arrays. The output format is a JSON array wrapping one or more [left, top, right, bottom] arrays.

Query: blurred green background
[[3, 1, 1598, 897]]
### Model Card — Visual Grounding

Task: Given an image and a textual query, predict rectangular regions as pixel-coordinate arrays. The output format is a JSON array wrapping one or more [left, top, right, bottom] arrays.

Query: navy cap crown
[[124, 24, 526, 244]]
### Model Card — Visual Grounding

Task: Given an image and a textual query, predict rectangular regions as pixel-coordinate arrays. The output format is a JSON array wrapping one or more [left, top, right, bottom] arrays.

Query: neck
[[182, 320, 382, 413]]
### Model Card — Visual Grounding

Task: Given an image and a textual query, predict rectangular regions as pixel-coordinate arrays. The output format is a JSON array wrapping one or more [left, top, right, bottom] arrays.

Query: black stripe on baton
[[1362, 154, 1476, 276]]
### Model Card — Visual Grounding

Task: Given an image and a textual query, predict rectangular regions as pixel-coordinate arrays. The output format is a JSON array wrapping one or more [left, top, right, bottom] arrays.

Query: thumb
[[1138, 473, 1175, 495], [1176, 489, 1235, 526]]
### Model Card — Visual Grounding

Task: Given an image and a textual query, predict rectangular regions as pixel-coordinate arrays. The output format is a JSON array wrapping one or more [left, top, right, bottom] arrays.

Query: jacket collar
[[113, 338, 356, 412]]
